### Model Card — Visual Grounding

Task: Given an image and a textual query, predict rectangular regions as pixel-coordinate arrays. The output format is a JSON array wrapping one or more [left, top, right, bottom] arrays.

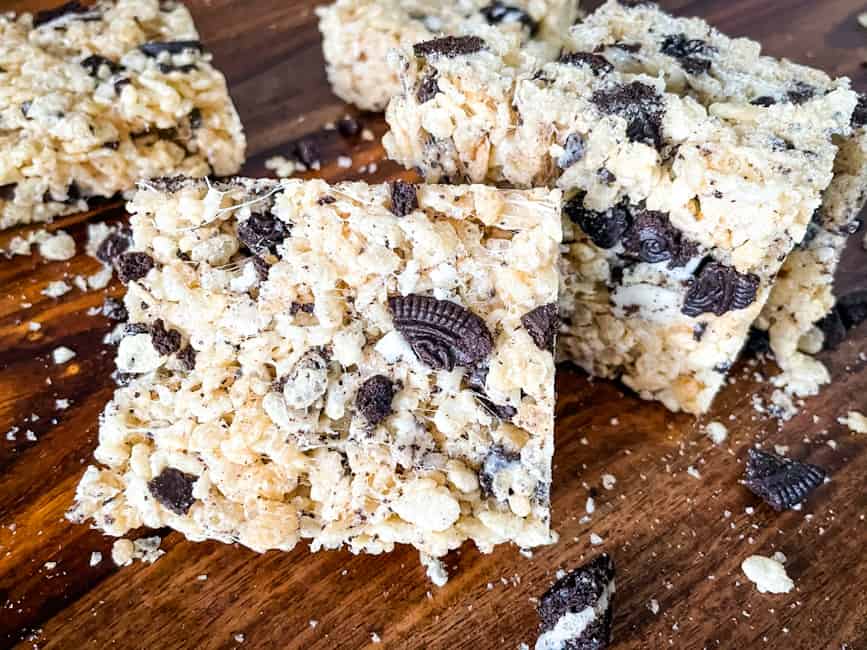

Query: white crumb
[[859, 12, 867, 29], [233, 633, 245, 643], [42, 280, 71, 298], [265, 156, 300, 178], [705, 421, 728, 445], [88, 265, 113, 290], [73, 275, 88, 292], [420, 551, 449, 587], [111, 539, 135, 566], [361, 128, 375, 141], [370, 632, 381, 644], [585, 497, 595, 514], [337, 155, 353, 169], [838, 411, 867, 434], [309, 620, 318, 629], [197, 574, 208, 581], [55, 399, 70, 410], [44, 561, 57, 570], [25, 430, 36, 441], [27, 321, 41, 332], [589, 533, 604, 546], [647, 599, 660, 615], [741, 555, 794, 594], [771, 551, 787, 564], [774, 444, 790, 456], [769, 390, 798, 421], [89, 552, 102, 567], [38, 230, 76, 261], [686, 466, 701, 480], [85, 222, 112, 258], [52, 346, 76, 364], [601, 474, 616, 490]]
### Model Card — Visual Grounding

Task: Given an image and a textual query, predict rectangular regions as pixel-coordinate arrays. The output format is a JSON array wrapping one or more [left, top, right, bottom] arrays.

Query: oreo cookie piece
[[478, 445, 521, 497], [564, 194, 631, 249], [0, 184, 16, 201], [743, 448, 826, 511], [620, 210, 698, 267], [390, 180, 419, 217], [413, 36, 486, 59], [95, 229, 132, 265], [388, 294, 493, 371], [591, 82, 664, 149], [33, 1, 93, 27], [786, 82, 816, 105], [177, 345, 197, 372], [537, 554, 616, 650], [521, 303, 559, 351], [751, 96, 778, 107], [682, 261, 759, 317], [558, 52, 613, 76], [356, 375, 395, 426], [115, 252, 155, 284], [480, 2, 538, 35], [660, 33, 716, 75], [466, 365, 517, 422], [851, 94, 867, 129], [147, 467, 197, 515], [101, 296, 128, 322], [150, 319, 182, 356], [416, 71, 440, 104], [558, 133, 585, 169], [81, 54, 123, 77], [139, 41, 204, 57], [237, 211, 291, 254]]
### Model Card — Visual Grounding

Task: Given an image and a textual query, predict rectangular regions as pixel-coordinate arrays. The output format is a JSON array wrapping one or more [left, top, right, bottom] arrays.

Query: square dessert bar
[[0, 0, 245, 230], [571, 0, 867, 396], [383, 29, 856, 413], [69, 177, 562, 565], [316, 0, 580, 111]]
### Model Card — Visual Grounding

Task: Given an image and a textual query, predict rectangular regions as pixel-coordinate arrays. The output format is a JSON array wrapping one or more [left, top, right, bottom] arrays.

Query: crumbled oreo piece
[[751, 96, 778, 107], [521, 303, 559, 351], [786, 82, 816, 105], [682, 261, 759, 317], [336, 116, 361, 137], [81, 54, 123, 77], [251, 256, 270, 280], [743, 448, 826, 511], [480, 2, 538, 35], [413, 36, 486, 58], [537, 554, 616, 650], [177, 345, 196, 371], [660, 33, 715, 74], [124, 322, 150, 336], [388, 294, 493, 370], [356, 375, 395, 426], [851, 94, 867, 128], [102, 297, 128, 321], [390, 180, 419, 217], [33, 1, 92, 27], [416, 71, 440, 104], [0, 183, 17, 201], [147, 467, 197, 515], [609, 41, 642, 53], [115, 252, 155, 284], [150, 318, 182, 356], [139, 41, 204, 57], [478, 445, 521, 497], [620, 210, 698, 267], [558, 133, 585, 168], [564, 194, 631, 249], [466, 365, 517, 421], [237, 212, 291, 254], [317, 195, 336, 206], [558, 52, 614, 76], [294, 138, 321, 168], [591, 82, 664, 149], [743, 327, 771, 357]]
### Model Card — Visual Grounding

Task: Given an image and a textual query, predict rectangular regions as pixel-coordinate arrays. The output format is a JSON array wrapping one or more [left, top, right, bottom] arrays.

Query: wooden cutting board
[[1, 1, 866, 648]]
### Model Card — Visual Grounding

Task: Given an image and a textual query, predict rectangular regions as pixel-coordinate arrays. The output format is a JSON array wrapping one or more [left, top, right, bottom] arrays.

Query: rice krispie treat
[[69, 177, 561, 568], [0, 0, 246, 230], [316, 0, 580, 111], [569, 0, 867, 396], [383, 32, 856, 413]]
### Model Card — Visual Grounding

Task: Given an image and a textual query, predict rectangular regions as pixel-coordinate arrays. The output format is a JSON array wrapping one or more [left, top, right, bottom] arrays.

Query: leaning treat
[[0, 0, 246, 230], [536, 553, 615, 650], [68, 177, 561, 574], [316, 0, 580, 111], [569, 0, 867, 397], [383, 32, 855, 414]]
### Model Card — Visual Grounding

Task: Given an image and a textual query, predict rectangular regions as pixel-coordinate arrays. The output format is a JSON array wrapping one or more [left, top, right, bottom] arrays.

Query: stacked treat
[[1, 1, 861, 648]]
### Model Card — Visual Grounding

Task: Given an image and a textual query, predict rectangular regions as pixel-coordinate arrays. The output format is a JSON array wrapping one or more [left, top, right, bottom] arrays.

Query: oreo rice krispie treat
[[570, 0, 867, 397], [0, 0, 246, 230], [69, 177, 562, 568], [382, 28, 857, 414], [316, 0, 580, 111]]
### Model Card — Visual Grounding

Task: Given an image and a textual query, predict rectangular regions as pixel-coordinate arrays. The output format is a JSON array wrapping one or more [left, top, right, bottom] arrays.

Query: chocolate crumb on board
[[536, 553, 616, 650], [139, 41, 204, 57], [413, 36, 486, 58], [356, 375, 395, 425], [147, 467, 197, 515], [743, 448, 826, 512], [336, 116, 362, 137]]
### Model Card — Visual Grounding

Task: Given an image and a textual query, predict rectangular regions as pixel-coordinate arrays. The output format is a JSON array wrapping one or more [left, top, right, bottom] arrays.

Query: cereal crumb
[[370, 632, 381, 644], [309, 620, 318, 629], [361, 128, 375, 141], [687, 466, 702, 479], [771, 551, 787, 564], [38, 230, 76, 261], [589, 532, 604, 546], [838, 411, 867, 434], [265, 156, 300, 178], [601, 473, 616, 490], [337, 155, 353, 169], [42, 281, 71, 298], [585, 497, 596, 514], [705, 421, 728, 445], [741, 555, 794, 594], [44, 561, 57, 570], [28, 321, 42, 332], [111, 539, 135, 567], [647, 599, 660, 615], [197, 574, 208, 581], [420, 551, 449, 587], [89, 552, 102, 567], [52, 346, 76, 364], [55, 399, 70, 410], [233, 633, 245, 643]]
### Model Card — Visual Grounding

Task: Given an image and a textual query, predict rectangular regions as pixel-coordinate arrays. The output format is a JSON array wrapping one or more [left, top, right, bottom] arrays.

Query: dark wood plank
[[1, 1, 866, 649]]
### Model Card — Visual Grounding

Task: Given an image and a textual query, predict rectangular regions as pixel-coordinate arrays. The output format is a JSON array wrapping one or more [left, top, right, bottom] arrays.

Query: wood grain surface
[[1, 1, 866, 648]]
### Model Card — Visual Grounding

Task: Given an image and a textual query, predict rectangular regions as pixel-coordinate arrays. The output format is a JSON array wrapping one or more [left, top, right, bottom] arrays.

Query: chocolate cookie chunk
[[478, 445, 521, 497], [95, 229, 132, 265], [115, 252, 155, 284], [620, 210, 698, 267], [682, 261, 759, 317], [81, 54, 123, 77], [660, 33, 716, 74], [148, 467, 197, 515], [416, 71, 440, 104], [558, 133, 586, 168], [150, 319, 182, 356], [480, 2, 538, 35], [851, 94, 867, 129], [389, 294, 493, 371], [537, 554, 616, 650], [521, 303, 559, 351], [786, 81, 816, 105], [294, 138, 322, 168], [414, 36, 486, 58], [177, 345, 197, 371], [139, 41, 204, 57], [466, 365, 517, 422], [356, 375, 395, 426], [564, 194, 631, 249], [0, 184, 16, 201], [591, 82, 665, 149], [390, 181, 419, 217], [337, 116, 362, 137], [33, 1, 93, 27], [743, 448, 826, 511], [237, 212, 291, 254], [558, 52, 614, 76]]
